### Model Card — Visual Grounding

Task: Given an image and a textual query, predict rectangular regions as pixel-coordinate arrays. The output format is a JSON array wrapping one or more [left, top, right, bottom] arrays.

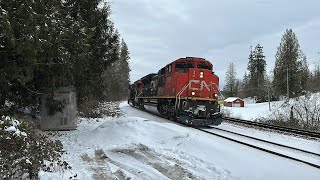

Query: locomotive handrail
[[174, 81, 222, 109], [134, 90, 143, 100], [209, 82, 222, 99], [210, 82, 215, 97], [134, 90, 138, 100], [175, 82, 190, 109], [178, 82, 190, 107], [212, 83, 224, 100], [175, 81, 191, 109]]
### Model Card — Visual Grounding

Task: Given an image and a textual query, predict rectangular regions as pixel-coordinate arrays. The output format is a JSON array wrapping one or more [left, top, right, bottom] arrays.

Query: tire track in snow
[[111, 144, 199, 180], [95, 148, 152, 179], [80, 149, 133, 180]]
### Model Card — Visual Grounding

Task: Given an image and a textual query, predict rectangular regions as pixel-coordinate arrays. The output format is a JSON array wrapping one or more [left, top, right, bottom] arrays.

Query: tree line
[[0, 0, 130, 117], [224, 29, 320, 102]]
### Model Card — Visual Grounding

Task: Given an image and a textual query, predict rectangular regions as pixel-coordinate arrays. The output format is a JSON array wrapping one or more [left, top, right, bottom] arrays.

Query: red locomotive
[[128, 57, 223, 126]]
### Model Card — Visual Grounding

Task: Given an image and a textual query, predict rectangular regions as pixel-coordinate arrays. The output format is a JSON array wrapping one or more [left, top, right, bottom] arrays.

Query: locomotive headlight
[[192, 91, 195, 96], [200, 72, 204, 78], [215, 94, 219, 98]]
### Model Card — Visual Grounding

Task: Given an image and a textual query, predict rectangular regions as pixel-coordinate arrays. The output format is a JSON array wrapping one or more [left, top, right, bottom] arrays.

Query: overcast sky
[[110, 0, 320, 88]]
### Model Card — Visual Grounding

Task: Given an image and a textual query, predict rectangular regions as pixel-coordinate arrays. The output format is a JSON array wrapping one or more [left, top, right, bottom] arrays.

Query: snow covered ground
[[222, 102, 275, 120], [39, 102, 320, 180], [223, 92, 320, 122]]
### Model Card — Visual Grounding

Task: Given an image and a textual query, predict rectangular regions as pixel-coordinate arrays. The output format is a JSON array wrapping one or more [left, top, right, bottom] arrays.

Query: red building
[[224, 97, 244, 107]]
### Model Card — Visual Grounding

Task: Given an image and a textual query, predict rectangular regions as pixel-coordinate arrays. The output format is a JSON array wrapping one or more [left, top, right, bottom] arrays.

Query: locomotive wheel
[[139, 99, 145, 110], [169, 113, 177, 121]]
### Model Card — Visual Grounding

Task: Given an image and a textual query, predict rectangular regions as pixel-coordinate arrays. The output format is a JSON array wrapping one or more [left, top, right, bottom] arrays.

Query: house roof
[[224, 97, 242, 102]]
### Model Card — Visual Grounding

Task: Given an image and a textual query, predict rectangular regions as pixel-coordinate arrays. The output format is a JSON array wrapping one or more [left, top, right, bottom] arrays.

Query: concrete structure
[[40, 87, 77, 130], [224, 97, 244, 107]]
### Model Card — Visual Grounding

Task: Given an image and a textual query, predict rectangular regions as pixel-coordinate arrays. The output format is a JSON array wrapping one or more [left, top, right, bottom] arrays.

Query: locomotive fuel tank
[[143, 99, 162, 116]]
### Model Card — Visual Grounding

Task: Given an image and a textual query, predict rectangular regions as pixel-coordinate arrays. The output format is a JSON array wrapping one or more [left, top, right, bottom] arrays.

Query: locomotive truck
[[128, 57, 223, 126]]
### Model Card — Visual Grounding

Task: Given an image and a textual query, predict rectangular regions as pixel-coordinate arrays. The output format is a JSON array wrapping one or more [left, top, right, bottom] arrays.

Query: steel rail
[[223, 117, 320, 138], [209, 126, 320, 157], [196, 127, 320, 169]]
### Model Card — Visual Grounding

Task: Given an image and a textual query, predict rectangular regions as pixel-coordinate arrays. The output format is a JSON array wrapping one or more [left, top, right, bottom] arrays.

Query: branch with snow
[[0, 116, 69, 179]]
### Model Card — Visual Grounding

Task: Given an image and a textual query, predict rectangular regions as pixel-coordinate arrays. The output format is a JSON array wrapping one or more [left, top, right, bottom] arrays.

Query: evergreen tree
[[224, 62, 237, 97], [311, 62, 320, 92], [246, 46, 256, 97], [0, 0, 43, 112], [315, 67, 320, 92], [103, 35, 131, 101], [118, 39, 131, 99], [74, 0, 114, 104], [254, 44, 267, 86], [234, 79, 241, 97], [103, 29, 121, 101], [0, 0, 129, 116], [297, 51, 310, 93], [241, 71, 250, 97], [33, 0, 73, 88], [61, 0, 119, 112], [273, 29, 303, 98], [246, 44, 267, 101]]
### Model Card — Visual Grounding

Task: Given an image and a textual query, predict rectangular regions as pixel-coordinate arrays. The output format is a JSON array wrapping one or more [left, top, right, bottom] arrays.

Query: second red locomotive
[[128, 57, 223, 126]]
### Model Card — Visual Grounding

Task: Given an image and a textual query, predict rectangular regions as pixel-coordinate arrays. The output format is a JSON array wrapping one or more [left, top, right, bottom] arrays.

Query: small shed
[[224, 97, 244, 107], [40, 87, 77, 130]]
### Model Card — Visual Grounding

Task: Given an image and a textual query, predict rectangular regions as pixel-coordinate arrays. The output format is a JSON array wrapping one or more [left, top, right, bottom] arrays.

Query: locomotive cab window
[[175, 62, 194, 73], [197, 64, 212, 70], [176, 62, 194, 69], [160, 67, 165, 75], [167, 64, 172, 74]]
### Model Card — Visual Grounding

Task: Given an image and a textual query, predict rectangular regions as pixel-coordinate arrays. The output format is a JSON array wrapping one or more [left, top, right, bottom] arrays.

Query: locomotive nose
[[188, 69, 213, 98]]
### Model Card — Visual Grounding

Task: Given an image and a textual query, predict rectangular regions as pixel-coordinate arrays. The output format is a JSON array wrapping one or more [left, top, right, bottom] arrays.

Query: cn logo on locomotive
[[189, 80, 210, 91]]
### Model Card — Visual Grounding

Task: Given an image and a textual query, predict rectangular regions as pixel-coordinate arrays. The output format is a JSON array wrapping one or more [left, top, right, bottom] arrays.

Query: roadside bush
[[79, 100, 123, 118], [258, 93, 320, 132], [221, 107, 232, 118], [0, 116, 68, 179], [78, 97, 101, 118], [221, 106, 243, 119]]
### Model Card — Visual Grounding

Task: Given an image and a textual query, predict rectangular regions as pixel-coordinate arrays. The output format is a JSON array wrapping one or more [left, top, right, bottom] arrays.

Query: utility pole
[[318, 52, 320, 70], [264, 84, 272, 111], [318, 52, 320, 68], [286, 67, 289, 101]]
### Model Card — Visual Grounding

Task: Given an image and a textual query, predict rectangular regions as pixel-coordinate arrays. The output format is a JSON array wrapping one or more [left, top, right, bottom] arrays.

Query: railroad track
[[223, 117, 320, 138], [130, 104, 320, 139], [128, 105, 320, 169], [196, 127, 320, 169]]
